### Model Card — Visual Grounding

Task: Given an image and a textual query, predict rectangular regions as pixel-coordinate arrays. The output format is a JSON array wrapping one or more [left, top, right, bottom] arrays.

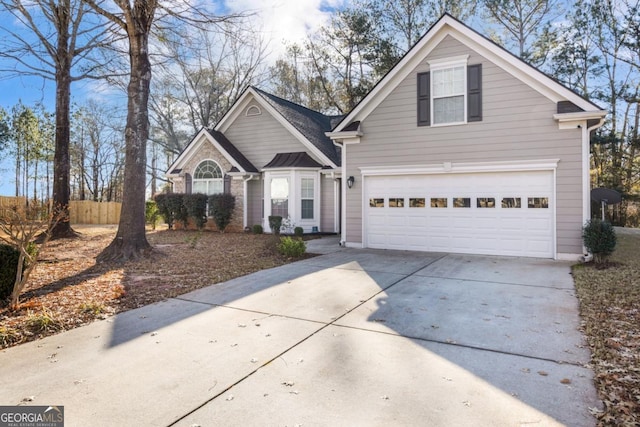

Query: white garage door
[[365, 171, 554, 258]]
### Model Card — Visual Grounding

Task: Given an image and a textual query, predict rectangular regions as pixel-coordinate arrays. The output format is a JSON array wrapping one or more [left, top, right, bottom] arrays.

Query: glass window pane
[[389, 198, 404, 207], [271, 199, 288, 217], [301, 178, 314, 198], [434, 96, 464, 124], [453, 197, 471, 208], [192, 181, 207, 194], [410, 198, 425, 207], [271, 178, 289, 199], [477, 198, 495, 208], [369, 198, 384, 207], [301, 199, 314, 219], [528, 197, 549, 208], [501, 198, 521, 208], [431, 198, 447, 208]]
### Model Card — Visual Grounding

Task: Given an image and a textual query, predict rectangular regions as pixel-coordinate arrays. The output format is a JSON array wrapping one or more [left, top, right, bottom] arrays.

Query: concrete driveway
[[0, 242, 599, 426]]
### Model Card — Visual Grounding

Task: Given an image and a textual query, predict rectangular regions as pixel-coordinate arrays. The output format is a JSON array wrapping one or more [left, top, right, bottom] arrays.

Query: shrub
[[145, 200, 160, 230], [183, 193, 208, 230], [583, 219, 617, 264], [155, 193, 185, 230], [294, 226, 304, 237], [268, 215, 282, 235], [0, 244, 21, 301], [209, 194, 236, 232], [252, 224, 263, 234], [277, 236, 306, 258]]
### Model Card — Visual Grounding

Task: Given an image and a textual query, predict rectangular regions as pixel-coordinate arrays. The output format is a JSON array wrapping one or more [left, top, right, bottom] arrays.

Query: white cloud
[[225, 0, 347, 60]]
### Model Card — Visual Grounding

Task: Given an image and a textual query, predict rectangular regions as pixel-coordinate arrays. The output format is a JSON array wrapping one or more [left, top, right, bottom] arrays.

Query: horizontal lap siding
[[224, 98, 315, 169], [321, 175, 337, 233], [346, 35, 584, 255], [247, 179, 263, 227]]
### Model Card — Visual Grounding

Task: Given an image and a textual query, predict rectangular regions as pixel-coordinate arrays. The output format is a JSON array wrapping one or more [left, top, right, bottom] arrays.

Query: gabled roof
[[216, 86, 342, 167], [166, 128, 258, 177], [331, 13, 605, 133], [263, 152, 323, 169]]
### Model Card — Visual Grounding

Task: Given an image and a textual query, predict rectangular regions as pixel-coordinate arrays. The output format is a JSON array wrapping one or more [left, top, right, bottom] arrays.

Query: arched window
[[246, 105, 261, 116], [192, 160, 223, 195]]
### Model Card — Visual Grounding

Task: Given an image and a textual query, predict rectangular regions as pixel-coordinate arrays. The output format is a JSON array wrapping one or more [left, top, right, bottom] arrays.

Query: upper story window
[[193, 160, 223, 195], [418, 55, 482, 127]]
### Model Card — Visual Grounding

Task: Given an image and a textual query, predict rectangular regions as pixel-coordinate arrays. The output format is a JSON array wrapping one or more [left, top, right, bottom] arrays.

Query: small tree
[[0, 205, 65, 309], [582, 219, 617, 265], [208, 194, 235, 232]]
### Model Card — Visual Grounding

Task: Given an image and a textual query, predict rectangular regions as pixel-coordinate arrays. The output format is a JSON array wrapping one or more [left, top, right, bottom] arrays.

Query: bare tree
[[83, 0, 244, 262], [0, 0, 115, 238]]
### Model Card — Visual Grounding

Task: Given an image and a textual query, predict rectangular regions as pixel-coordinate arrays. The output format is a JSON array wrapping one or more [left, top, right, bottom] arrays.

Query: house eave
[[553, 110, 607, 122]]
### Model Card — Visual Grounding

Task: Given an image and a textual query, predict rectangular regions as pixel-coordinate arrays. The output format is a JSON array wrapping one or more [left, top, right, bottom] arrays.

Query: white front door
[[364, 171, 554, 258]]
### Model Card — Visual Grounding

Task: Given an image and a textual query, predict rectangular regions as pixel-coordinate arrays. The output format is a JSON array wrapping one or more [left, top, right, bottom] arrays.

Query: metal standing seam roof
[[263, 152, 324, 169], [251, 87, 343, 166]]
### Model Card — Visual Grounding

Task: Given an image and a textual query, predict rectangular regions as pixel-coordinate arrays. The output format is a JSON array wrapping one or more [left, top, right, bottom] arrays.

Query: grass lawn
[[572, 228, 640, 426]]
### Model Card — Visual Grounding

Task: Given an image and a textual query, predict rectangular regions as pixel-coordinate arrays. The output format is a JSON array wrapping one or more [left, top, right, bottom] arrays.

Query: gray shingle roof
[[252, 87, 342, 166]]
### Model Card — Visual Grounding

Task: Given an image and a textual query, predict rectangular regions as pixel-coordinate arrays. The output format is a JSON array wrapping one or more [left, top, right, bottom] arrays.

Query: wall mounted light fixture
[[347, 176, 355, 189]]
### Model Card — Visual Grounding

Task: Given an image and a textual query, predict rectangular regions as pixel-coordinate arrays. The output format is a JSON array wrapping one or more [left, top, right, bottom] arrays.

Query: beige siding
[[223, 98, 322, 168], [320, 175, 337, 233], [345, 35, 584, 255], [247, 178, 263, 227]]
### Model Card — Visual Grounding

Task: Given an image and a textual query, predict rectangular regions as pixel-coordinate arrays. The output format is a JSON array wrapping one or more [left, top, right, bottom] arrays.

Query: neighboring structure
[[167, 14, 606, 259], [166, 87, 342, 234]]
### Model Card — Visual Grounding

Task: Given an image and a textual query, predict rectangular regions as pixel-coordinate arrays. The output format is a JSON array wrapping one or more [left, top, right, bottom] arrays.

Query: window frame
[[428, 56, 469, 126], [300, 177, 315, 220], [192, 160, 224, 195]]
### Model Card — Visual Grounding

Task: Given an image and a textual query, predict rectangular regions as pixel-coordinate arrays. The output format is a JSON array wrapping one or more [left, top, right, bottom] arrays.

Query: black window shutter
[[467, 64, 482, 122], [224, 175, 231, 194], [185, 173, 192, 194], [417, 72, 430, 126]]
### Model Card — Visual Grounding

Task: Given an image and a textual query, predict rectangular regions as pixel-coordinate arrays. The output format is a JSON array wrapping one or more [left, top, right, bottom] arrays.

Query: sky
[[0, 0, 344, 196]]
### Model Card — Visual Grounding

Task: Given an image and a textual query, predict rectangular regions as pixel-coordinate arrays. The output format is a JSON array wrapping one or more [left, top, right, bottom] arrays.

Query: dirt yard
[[0, 225, 295, 348]]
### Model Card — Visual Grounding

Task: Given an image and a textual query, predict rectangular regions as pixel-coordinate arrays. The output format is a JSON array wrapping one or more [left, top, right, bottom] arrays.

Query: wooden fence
[[69, 201, 121, 224], [0, 197, 121, 224]]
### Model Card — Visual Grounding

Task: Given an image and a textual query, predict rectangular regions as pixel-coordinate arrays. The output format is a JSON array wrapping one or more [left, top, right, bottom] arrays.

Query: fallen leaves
[[0, 226, 297, 349], [572, 230, 640, 426]]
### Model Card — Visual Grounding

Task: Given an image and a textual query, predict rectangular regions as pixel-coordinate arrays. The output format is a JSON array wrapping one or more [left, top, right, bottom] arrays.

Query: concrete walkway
[[0, 240, 599, 426]]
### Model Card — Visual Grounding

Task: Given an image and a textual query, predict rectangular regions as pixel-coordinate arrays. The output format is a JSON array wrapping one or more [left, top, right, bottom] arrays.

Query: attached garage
[[363, 170, 554, 258]]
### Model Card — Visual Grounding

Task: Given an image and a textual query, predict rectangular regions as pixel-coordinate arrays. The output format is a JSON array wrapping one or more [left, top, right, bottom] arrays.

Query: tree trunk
[[97, 15, 152, 263], [49, 2, 77, 239]]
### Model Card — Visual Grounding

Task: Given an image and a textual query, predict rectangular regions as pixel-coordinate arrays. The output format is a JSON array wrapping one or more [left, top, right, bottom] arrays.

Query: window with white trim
[[193, 160, 223, 195], [271, 177, 289, 217], [432, 65, 465, 124], [300, 178, 314, 219]]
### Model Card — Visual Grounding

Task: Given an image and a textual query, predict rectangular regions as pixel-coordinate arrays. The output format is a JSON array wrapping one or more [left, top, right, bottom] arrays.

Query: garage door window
[[431, 198, 447, 208], [453, 197, 471, 208], [389, 198, 404, 207], [410, 198, 425, 207], [528, 197, 549, 208], [502, 197, 521, 208], [477, 197, 495, 208], [370, 198, 384, 207]]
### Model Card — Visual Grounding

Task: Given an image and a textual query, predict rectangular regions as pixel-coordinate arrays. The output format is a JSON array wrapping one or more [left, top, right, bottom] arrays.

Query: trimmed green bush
[[209, 194, 236, 232], [583, 219, 617, 264], [277, 236, 306, 258], [183, 193, 208, 230], [145, 200, 160, 230], [294, 226, 304, 237], [252, 224, 263, 234], [0, 244, 20, 300], [155, 193, 185, 230], [268, 215, 282, 235]]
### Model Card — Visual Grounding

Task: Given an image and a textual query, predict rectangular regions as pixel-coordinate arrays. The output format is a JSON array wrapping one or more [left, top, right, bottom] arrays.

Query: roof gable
[[216, 87, 341, 167], [332, 13, 604, 132]]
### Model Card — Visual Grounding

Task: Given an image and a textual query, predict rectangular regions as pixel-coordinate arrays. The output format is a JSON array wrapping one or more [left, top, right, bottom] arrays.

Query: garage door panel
[[365, 171, 554, 258]]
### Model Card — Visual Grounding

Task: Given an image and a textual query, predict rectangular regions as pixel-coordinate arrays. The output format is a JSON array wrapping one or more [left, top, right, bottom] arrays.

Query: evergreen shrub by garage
[[582, 219, 617, 264], [183, 193, 208, 230], [0, 244, 21, 300], [208, 194, 235, 232]]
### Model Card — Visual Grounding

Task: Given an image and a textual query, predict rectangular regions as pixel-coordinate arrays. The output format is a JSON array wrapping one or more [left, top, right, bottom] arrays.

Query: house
[[166, 86, 343, 234], [167, 14, 606, 260], [325, 14, 606, 260]]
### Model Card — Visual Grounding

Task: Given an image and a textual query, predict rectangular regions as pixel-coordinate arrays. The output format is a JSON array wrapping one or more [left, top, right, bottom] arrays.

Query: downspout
[[243, 175, 256, 229], [581, 117, 606, 261]]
